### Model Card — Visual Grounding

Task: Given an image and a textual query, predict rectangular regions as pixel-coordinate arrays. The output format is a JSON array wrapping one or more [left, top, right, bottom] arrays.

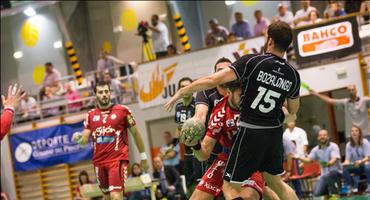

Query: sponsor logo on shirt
[[226, 119, 235, 128], [94, 126, 115, 136], [93, 115, 100, 122], [111, 114, 117, 120]]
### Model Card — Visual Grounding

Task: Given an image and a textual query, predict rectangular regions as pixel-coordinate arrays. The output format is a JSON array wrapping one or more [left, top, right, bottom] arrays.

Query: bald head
[[347, 84, 357, 99], [153, 156, 163, 170]]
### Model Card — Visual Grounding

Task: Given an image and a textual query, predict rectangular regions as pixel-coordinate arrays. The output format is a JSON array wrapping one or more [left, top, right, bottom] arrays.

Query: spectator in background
[[64, 82, 82, 112], [227, 33, 237, 43], [96, 50, 124, 81], [297, 129, 342, 197], [103, 72, 124, 104], [1, 84, 24, 140], [128, 163, 150, 200], [275, 3, 294, 27], [42, 62, 61, 93], [159, 131, 181, 173], [148, 14, 170, 58], [166, 44, 178, 56], [152, 156, 185, 200], [343, 125, 370, 193], [19, 91, 40, 121], [360, 1, 370, 24], [310, 85, 370, 139], [230, 12, 252, 39], [75, 170, 94, 200], [205, 18, 229, 47], [307, 10, 323, 25], [253, 10, 270, 36], [42, 86, 60, 117], [325, 1, 346, 18], [294, 0, 317, 26], [283, 121, 309, 157]]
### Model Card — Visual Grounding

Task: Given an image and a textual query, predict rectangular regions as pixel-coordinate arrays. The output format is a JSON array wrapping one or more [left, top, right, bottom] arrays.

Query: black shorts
[[223, 126, 284, 183]]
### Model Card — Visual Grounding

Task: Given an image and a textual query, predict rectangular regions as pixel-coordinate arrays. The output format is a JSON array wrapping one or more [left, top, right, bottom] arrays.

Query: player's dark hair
[[214, 57, 232, 72], [267, 21, 293, 52], [78, 170, 90, 186], [222, 80, 242, 92], [93, 81, 110, 93], [178, 77, 193, 89], [152, 14, 159, 20]]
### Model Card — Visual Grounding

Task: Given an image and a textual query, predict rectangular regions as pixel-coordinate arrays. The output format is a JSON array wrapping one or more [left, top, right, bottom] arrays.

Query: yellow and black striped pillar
[[173, 14, 191, 52], [65, 41, 83, 85]]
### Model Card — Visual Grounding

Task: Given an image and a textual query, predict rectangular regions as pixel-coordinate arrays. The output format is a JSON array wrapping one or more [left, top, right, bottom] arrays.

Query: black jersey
[[174, 98, 195, 125], [229, 53, 300, 127], [195, 88, 223, 125]]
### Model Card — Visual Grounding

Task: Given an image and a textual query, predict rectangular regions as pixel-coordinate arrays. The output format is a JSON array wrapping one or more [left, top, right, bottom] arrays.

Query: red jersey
[[1, 107, 14, 141], [206, 96, 239, 160], [84, 104, 136, 165]]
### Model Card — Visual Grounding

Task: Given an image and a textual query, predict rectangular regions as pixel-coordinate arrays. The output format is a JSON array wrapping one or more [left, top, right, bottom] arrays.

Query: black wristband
[[171, 138, 179, 146], [192, 142, 201, 151]]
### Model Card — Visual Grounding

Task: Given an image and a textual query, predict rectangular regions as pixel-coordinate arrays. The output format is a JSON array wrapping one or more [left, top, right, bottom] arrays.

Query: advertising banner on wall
[[137, 36, 265, 109], [293, 15, 361, 64], [10, 121, 92, 172]]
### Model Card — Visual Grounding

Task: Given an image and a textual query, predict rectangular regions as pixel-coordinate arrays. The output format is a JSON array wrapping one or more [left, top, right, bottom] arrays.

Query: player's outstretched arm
[[309, 89, 336, 105], [164, 68, 236, 112], [128, 126, 149, 171], [191, 136, 217, 162]]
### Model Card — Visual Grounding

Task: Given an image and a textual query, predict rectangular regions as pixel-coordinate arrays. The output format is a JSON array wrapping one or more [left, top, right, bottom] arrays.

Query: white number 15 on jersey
[[251, 86, 281, 113]]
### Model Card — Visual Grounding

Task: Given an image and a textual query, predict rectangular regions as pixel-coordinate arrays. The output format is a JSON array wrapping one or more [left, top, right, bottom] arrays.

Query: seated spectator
[[103, 71, 124, 104], [343, 125, 370, 193], [64, 82, 82, 112], [360, 1, 370, 24], [283, 120, 309, 157], [326, 1, 347, 18], [227, 33, 237, 43], [296, 129, 342, 197], [166, 44, 178, 56], [159, 131, 181, 173], [75, 170, 94, 200], [275, 3, 294, 27], [253, 10, 270, 36], [128, 163, 150, 200], [152, 156, 185, 200], [294, 0, 317, 26], [42, 86, 60, 116], [297, 10, 323, 27], [42, 62, 61, 94], [19, 91, 40, 122], [230, 12, 252, 39], [205, 18, 229, 47], [97, 50, 124, 81]]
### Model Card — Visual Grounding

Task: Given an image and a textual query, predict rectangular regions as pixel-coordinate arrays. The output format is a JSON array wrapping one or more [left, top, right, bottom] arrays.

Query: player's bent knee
[[240, 188, 260, 200], [110, 191, 122, 200]]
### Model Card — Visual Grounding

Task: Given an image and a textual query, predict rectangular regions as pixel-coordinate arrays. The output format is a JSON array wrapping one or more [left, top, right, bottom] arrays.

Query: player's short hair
[[44, 62, 53, 67], [93, 81, 110, 93], [178, 77, 193, 89], [214, 57, 232, 72], [222, 80, 242, 92], [267, 21, 293, 52]]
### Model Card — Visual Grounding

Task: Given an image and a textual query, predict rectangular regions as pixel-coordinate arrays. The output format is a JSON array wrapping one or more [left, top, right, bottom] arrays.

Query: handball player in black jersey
[[165, 21, 300, 200]]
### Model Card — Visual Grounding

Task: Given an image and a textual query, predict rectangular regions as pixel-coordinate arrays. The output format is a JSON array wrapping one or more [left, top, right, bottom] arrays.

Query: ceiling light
[[13, 51, 23, 59], [225, 1, 236, 6], [53, 41, 62, 49], [24, 7, 36, 17]]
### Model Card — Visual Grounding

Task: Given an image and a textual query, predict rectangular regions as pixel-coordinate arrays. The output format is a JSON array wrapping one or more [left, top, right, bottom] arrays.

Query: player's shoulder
[[87, 108, 97, 115], [211, 96, 228, 115], [175, 101, 183, 108], [113, 104, 132, 113]]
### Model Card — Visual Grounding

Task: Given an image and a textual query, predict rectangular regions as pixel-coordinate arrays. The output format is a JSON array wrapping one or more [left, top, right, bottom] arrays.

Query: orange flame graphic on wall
[[139, 63, 177, 102]]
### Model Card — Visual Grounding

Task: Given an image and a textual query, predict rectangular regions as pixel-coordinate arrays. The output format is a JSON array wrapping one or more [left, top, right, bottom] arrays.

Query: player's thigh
[[262, 172, 284, 192], [190, 189, 214, 200], [239, 187, 261, 200], [261, 127, 285, 176], [196, 158, 226, 197], [108, 160, 128, 193], [222, 181, 242, 200], [240, 171, 264, 200], [262, 186, 280, 200], [94, 165, 110, 194]]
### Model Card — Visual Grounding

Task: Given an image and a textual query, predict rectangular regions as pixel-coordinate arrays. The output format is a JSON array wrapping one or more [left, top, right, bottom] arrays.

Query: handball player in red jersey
[[73, 81, 148, 200], [186, 80, 278, 200]]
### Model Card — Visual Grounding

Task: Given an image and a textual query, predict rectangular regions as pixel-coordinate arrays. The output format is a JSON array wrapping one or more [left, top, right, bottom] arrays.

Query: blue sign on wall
[[10, 121, 92, 172]]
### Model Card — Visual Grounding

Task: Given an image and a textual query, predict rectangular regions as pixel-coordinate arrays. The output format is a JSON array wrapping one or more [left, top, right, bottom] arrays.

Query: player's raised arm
[[164, 67, 236, 112], [128, 125, 149, 171], [191, 136, 217, 162]]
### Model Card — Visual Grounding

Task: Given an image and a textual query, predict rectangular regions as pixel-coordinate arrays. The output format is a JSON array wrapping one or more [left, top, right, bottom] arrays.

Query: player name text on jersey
[[256, 70, 293, 92]]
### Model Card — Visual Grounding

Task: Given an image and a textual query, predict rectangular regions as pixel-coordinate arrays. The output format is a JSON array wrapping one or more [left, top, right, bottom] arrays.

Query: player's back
[[237, 53, 300, 128]]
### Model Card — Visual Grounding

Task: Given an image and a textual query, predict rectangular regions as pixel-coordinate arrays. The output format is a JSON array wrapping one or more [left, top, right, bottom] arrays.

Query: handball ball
[[181, 117, 205, 146]]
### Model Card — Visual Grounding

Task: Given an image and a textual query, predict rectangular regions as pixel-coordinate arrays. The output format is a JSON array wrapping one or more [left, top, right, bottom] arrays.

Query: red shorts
[[94, 160, 128, 194], [196, 157, 265, 197]]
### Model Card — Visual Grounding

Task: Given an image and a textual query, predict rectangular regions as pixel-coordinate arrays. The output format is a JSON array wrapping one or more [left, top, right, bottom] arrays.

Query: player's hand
[[354, 160, 362, 167], [72, 132, 83, 144], [164, 91, 182, 112], [2, 84, 25, 110], [140, 159, 149, 172]]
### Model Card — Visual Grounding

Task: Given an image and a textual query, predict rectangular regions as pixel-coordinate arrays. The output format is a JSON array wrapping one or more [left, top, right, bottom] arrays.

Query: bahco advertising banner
[[293, 16, 361, 64], [137, 36, 265, 109]]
